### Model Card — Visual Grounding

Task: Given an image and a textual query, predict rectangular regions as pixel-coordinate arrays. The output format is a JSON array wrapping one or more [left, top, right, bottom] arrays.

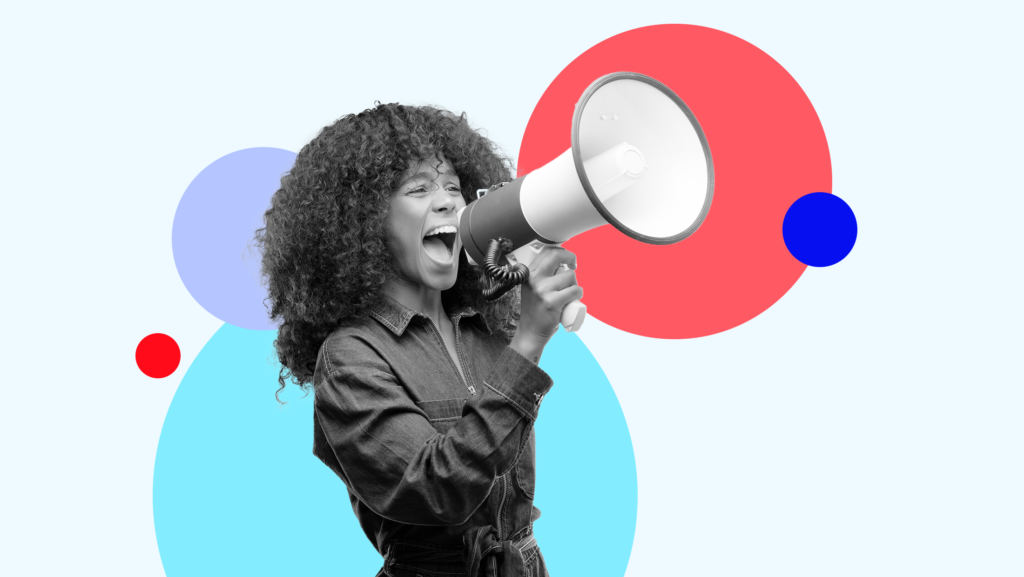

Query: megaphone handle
[[508, 241, 587, 332], [561, 299, 586, 332]]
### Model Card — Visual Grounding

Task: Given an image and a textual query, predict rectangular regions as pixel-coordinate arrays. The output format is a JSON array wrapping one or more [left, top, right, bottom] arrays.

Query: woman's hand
[[510, 246, 583, 364]]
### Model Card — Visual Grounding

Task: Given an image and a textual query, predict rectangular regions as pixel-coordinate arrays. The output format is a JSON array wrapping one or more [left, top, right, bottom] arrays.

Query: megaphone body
[[457, 72, 714, 332]]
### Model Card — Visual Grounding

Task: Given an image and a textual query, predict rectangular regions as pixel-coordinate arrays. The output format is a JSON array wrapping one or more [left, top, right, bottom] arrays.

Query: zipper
[[424, 318, 475, 396], [453, 318, 476, 396], [497, 472, 509, 539]]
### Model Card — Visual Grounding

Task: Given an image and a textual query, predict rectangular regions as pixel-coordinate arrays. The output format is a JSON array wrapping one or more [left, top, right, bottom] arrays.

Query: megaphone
[[458, 72, 714, 331]]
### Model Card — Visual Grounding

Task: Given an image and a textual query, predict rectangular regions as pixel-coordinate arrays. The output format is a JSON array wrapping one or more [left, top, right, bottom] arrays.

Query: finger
[[535, 268, 577, 292], [549, 284, 584, 309], [531, 246, 577, 277]]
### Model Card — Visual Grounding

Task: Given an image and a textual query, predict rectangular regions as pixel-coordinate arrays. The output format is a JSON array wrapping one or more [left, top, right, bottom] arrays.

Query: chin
[[423, 267, 459, 292]]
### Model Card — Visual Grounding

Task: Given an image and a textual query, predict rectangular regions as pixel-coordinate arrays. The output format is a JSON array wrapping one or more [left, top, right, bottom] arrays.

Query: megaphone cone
[[458, 72, 714, 331]]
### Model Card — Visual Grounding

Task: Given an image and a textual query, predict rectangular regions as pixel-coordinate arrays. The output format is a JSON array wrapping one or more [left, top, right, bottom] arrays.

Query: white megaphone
[[457, 72, 714, 332]]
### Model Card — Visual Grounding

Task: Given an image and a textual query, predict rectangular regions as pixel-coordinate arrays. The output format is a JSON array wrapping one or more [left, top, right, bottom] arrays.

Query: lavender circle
[[172, 148, 296, 330]]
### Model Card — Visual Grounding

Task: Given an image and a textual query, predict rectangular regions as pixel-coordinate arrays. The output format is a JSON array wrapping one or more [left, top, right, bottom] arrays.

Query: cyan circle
[[783, 192, 858, 267], [172, 148, 296, 330], [534, 329, 638, 577], [154, 325, 636, 576]]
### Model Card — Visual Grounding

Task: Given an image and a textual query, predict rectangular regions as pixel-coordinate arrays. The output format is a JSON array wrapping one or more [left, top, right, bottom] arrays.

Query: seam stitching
[[483, 381, 533, 419]]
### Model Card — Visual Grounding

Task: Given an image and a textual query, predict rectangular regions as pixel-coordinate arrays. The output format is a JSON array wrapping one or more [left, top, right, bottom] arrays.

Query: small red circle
[[136, 333, 181, 378]]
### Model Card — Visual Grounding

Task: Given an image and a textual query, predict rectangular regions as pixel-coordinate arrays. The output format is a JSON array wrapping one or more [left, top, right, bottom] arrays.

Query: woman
[[255, 103, 581, 577]]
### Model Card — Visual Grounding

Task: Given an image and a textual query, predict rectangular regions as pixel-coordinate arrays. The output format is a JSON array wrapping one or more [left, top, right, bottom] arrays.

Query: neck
[[383, 277, 447, 327]]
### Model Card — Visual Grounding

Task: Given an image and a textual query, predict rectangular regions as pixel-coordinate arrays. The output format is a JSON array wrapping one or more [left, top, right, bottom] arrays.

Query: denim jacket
[[312, 294, 552, 576]]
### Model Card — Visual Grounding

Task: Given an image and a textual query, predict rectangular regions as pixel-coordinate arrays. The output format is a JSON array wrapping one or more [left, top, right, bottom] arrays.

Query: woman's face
[[386, 154, 467, 292]]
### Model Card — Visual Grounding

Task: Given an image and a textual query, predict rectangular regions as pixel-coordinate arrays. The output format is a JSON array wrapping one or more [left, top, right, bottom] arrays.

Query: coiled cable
[[481, 237, 529, 301]]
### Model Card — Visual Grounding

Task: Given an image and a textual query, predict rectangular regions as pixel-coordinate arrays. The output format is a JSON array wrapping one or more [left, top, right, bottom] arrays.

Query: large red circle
[[519, 25, 831, 338], [136, 333, 181, 379]]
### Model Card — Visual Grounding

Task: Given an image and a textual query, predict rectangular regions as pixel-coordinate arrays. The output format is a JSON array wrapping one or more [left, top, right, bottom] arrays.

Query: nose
[[432, 188, 456, 213]]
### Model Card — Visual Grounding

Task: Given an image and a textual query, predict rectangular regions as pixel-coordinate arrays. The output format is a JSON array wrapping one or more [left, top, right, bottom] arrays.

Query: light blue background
[[2, 1, 1021, 576]]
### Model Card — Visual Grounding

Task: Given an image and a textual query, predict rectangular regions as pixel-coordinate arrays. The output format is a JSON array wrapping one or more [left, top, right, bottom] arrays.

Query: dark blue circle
[[782, 192, 857, 267]]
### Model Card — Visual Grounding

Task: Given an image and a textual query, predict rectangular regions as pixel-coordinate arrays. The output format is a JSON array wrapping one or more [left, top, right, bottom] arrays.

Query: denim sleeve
[[313, 336, 552, 526]]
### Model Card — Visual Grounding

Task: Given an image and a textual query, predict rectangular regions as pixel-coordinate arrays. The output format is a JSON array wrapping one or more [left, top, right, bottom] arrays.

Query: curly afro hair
[[254, 103, 519, 394]]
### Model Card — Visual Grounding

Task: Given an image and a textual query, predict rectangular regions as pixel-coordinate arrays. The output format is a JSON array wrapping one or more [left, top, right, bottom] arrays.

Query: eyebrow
[[401, 169, 460, 186]]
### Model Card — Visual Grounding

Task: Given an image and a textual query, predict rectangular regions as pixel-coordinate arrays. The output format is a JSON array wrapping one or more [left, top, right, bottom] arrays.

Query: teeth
[[424, 225, 458, 237]]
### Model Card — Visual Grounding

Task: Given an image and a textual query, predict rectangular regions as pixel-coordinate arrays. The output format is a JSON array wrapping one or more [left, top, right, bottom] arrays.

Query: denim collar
[[370, 293, 492, 337]]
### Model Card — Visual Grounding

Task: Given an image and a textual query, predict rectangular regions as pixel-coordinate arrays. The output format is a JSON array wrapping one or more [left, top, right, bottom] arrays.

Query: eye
[[446, 184, 462, 193], [406, 185, 429, 195]]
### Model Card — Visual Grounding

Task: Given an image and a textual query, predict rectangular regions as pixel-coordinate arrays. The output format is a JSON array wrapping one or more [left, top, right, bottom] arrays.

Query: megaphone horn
[[458, 72, 714, 331]]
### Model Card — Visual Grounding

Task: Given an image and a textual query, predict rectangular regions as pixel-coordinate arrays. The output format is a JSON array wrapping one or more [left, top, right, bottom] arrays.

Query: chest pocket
[[415, 398, 466, 434]]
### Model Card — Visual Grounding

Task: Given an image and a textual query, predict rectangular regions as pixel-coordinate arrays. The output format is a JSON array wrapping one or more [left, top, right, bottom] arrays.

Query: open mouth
[[423, 225, 458, 262]]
